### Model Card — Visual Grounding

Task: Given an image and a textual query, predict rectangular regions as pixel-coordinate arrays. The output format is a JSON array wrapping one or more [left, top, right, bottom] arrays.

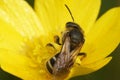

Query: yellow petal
[[35, 0, 101, 45], [82, 7, 120, 64], [0, 0, 44, 39], [0, 49, 51, 80], [35, 0, 82, 41], [35, 0, 101, 35], [66, 57, 112, 79], [0, 18, 23, 51], [65, 0, 101, 34]]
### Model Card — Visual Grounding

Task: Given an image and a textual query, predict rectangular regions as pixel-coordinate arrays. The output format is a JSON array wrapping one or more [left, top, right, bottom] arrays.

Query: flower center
[[23, 37, 61, 74]]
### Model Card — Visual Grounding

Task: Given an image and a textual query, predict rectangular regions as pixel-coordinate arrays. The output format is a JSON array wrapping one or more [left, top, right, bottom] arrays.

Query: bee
[[46, 4, 86, 76]]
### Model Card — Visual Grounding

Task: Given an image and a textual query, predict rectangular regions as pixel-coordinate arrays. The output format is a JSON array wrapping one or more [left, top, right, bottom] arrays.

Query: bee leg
[[46, 43, 56, 49], [78, 52, 86, 61], [68, 53, 86, 67], [75, 53, 86, 65], [54, 35, 62, 45]]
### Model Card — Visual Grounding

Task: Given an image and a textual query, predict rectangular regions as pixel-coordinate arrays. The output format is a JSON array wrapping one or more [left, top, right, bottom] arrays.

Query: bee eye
[[69, 29, 83, 44]]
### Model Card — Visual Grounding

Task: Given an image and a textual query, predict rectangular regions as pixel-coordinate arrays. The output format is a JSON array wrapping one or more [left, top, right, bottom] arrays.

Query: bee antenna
[[65, 4, 74, 22]]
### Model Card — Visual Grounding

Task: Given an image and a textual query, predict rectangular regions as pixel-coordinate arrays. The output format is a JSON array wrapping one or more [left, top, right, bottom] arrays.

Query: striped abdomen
[[46, 53, 60, 74]]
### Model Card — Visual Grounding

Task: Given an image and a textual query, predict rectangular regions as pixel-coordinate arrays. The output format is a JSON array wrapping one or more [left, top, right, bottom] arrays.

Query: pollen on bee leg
[[76, 57, 82, 65], [76, 53, 87, 65]]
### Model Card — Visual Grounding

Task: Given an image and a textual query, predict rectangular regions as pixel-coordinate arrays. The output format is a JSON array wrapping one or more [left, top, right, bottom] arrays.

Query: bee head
[[65, 22, 85, 51], [66, 22, 80, 30]]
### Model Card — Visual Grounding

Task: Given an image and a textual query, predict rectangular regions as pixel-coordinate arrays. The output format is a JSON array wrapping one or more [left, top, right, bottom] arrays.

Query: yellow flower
[[0, 0, 120, 80]]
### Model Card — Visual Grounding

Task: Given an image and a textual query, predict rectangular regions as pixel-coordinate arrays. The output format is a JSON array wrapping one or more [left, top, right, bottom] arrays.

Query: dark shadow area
[[26, 0, 34, 8], [98, 0, 119, 18], [0, 68, 21, 80]]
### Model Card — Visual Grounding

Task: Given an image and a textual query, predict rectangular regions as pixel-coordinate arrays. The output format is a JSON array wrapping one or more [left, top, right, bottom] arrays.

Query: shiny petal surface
[[0, 0, 47, 80], [64, 0, 101, 34], [0, 49, 51, 80], [35, 0, 101, 45], [67, 57, 112, 79], [0, 0, 44, 40], [35, 0, 71, 38], [82, 7, 120, 64], [0, 0, 119, 80], [0, 17, 23, 51]]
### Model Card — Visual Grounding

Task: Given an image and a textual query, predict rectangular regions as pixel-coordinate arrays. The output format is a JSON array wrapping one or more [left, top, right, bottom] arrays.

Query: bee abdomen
[[46, 53, 60, 74]]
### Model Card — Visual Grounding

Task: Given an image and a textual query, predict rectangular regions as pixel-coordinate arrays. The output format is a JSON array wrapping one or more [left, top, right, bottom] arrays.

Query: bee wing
[[60, 36, 71, 63], [70, 43, 84, 62], [53, 36, 71, 74]]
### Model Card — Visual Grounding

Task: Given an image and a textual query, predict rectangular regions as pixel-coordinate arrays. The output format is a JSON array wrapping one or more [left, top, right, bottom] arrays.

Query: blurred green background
[[0, 0, 120, 80]]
